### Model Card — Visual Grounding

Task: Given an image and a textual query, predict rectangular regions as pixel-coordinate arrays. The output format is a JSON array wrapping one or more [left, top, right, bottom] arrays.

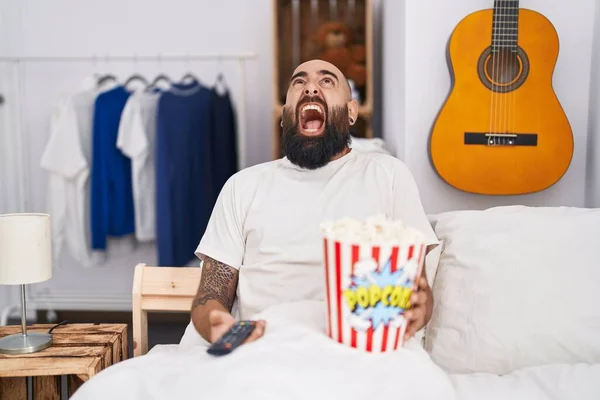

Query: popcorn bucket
[[321, 216, 426, 353]]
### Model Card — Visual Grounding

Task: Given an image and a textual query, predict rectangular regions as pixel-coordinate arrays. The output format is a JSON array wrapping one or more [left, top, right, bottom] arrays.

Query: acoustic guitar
[[429, 0, 573, 195]]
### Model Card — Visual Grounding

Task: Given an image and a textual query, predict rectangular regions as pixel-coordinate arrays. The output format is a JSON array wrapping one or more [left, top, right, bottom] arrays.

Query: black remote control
[[207, 320, 257, 356]]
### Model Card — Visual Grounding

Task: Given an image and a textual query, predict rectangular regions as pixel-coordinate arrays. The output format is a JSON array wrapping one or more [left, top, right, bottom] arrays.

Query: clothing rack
[[0, 52, 256, 325], [0, 52, 256, 208]]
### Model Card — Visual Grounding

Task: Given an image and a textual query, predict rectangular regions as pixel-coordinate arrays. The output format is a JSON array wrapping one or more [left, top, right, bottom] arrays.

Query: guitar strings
[[502, 0, 508, 140], [503, 0, 508, 139], [499, 0, 504, 139], [495, 0, 500, 139], [503, 0, 511, 141], [498, 0, 503, 140], [512, 2, 518, 143], [488, 3, 493, 140], [490, 0, 498, 141], [507, 1, 517, 143], [508, 1, 513, 139], [495, 0, 503, 141]]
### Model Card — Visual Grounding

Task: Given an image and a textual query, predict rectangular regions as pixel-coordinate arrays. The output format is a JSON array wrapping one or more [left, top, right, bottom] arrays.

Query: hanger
[[215, 72, 228, 95], [151, 73, 172, 86], [146, 73, 172, 92], [97, 74, 118, 87], [180, 72, 199, 85], [179, 52, 199, 84], [123, 74, 149, 89], [92, 53, 117, 88]]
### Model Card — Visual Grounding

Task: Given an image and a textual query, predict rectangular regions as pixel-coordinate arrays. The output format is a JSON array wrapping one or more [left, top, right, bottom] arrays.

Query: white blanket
[[71, 301, 455, 400], [451, 363, 600, 400], [71, 301, 600, 400]]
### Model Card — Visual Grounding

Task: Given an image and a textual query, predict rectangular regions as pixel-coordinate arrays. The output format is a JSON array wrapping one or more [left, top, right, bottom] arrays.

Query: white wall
[[586, 0, 600, 208], [384, 0, 597, 214], [0, 0, 25, 318], [0, 0, 276, 314], [1, 0, 598, 314], [381, 0, 404, 160]]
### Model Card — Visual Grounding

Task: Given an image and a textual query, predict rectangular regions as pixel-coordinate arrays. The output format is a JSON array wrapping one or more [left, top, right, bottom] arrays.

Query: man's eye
[[322, 78, 333, 85], [293, 79, 304, 85]]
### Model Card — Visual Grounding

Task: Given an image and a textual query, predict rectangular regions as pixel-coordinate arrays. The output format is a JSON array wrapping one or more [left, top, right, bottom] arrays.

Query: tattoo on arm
[[192, 255, 238, 312]]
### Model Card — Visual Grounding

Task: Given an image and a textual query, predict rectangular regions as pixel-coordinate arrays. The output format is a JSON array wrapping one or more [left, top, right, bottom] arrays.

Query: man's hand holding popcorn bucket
[[320, 215, 431, 353]]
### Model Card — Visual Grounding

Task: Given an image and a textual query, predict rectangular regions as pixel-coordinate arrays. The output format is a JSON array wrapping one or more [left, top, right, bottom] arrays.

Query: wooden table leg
[[32, 376, 60, 400], [68, 375, 85, 398], [121, 328, 128, 361], [0, 377, 27, 400]]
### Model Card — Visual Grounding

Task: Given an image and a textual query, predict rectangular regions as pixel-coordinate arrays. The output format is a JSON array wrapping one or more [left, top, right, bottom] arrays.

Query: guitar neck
[[492, 0, 519, 52]]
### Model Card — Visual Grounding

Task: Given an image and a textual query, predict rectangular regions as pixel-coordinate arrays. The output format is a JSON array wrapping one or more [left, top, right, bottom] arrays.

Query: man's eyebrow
[[290, 71, 308, 82], [317, 69, 339, 81]]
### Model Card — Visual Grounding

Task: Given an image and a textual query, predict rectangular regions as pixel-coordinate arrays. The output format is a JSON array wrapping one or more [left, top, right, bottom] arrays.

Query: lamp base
[[0, 332, 52, 354]]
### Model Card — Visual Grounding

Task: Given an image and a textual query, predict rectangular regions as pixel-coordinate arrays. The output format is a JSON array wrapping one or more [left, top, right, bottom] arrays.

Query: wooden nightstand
[[0, 323, 127, 399]]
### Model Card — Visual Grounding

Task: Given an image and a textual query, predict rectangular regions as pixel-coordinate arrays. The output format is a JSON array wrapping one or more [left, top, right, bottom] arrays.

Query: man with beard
[[190, 59, 438, 347]]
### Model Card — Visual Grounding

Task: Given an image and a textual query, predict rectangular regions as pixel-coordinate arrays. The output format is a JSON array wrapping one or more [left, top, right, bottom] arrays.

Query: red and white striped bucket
[[322, 237, 426, 352]]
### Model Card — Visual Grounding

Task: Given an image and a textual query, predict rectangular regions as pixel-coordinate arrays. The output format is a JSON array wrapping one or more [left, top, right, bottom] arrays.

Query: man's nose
[[304, 83, 320, 97]]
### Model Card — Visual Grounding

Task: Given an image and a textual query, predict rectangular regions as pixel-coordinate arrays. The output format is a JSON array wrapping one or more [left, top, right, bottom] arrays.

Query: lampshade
[[0, 213, 52, 285]]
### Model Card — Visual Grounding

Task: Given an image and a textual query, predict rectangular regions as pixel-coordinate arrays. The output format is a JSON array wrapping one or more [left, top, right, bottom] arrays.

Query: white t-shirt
[[349, 136, 391, 155], [195, 150, 438, 320], [41, 81, 108, 268], [116, 90, 160, 242]]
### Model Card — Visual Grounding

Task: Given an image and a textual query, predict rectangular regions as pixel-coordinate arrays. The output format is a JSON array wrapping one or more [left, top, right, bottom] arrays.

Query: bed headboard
[[131, 263, 202, 357]]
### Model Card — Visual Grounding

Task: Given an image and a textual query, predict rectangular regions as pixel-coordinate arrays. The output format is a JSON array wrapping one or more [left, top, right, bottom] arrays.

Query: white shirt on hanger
[[41, 76, 135, 268], [116, 89, 161, 242]]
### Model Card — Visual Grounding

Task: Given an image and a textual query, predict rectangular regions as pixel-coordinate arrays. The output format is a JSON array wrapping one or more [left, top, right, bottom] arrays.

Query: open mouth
[[300, 103, 326, 135]]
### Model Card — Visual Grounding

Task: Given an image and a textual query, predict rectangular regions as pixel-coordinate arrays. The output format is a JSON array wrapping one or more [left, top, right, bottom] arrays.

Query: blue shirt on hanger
[[90, 86, 135, 250], [155, 81, 214, 266], [210, 88, 239, 204]]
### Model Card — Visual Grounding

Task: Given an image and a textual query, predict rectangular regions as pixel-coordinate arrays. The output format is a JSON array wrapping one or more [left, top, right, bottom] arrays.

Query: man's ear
[[347, 99, 359, 125]]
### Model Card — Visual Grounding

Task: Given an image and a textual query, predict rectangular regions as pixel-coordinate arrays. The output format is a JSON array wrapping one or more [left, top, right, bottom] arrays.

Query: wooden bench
[[131, 263, 202, 357]]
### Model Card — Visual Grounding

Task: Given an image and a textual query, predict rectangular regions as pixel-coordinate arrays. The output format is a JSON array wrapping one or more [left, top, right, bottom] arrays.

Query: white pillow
[[424, 206, 600, 375]]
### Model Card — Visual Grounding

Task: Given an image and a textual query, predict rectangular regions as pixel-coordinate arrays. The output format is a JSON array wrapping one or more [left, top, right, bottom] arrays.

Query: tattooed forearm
[[192, 255, 238, 312]]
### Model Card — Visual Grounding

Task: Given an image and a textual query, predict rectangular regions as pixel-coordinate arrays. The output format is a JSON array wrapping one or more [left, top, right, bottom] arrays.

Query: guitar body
[[430, 8, 573, 195]]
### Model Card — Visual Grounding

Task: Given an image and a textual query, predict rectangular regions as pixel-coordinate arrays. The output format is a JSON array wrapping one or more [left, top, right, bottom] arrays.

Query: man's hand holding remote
[[208, 309, 266, 344]]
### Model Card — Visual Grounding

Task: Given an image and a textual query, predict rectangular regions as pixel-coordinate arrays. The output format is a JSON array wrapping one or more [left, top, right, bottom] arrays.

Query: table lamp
[[0, 213, 53, 354]]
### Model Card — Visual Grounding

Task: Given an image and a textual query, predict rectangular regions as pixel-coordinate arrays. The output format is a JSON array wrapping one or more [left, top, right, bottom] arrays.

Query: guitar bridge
[[464, 132, 538, 146]]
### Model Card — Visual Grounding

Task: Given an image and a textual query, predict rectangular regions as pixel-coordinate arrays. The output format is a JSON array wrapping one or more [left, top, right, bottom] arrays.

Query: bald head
[[289, 59, 352, 101]]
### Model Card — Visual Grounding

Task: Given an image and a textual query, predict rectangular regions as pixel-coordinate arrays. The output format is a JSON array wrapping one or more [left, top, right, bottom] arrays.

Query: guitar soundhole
[[477, 47, 529, 93]]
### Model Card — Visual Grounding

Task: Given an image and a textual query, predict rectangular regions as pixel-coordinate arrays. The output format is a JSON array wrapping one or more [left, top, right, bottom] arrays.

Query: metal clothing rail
[[0, 52, 252, 170], [0, 52, 256, 62]]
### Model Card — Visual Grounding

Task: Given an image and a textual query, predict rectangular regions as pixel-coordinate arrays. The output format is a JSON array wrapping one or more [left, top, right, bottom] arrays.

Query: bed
[[70, 206, 600, 400]]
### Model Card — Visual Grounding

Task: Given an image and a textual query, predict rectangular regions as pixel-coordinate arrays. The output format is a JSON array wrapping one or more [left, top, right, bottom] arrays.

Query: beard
[[281, 100, 351, 170]]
